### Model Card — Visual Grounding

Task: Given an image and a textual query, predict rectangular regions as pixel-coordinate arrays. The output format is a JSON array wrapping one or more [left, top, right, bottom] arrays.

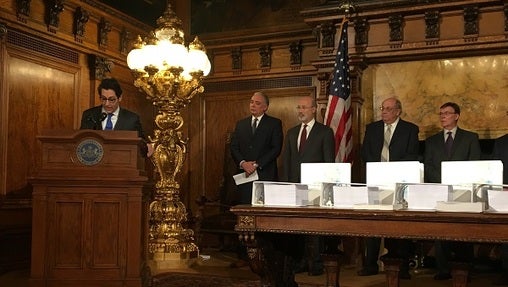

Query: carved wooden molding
[[16, 0, 31, 23], [259, 44, 271, 70], [424, 10, 440, 43], [231, 47, 242, 70], [120, 27, 130, 55], [320, 22, 335, 48], [73, 7, 89, 43], [388, 14, 404, 43], [289, 40, 302, 66], [46, 0, 65, 33], [98, 17, 111, 49], [0, 24, 7, 41], [463, 6, 479, 40], [237, 215, 255, 229], [89, 54, 113, 80], [504, 3, 508, 33], [354, 18, 368, 47]]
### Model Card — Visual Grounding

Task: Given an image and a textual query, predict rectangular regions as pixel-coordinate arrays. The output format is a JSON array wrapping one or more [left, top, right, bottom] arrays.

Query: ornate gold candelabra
[[127, 4, 210, 271]]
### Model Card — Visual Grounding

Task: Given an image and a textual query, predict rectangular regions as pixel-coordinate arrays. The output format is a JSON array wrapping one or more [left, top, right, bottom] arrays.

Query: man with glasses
[[80, 77, 153, 156], [280, 95, 335, 276], [359, 97, 420, 279], [424, 102, 481, 280], [492, 134, 508, 285]]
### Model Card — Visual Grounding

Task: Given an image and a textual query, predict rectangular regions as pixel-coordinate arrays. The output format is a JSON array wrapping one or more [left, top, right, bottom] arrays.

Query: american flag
[[324, 20, 352, 163]]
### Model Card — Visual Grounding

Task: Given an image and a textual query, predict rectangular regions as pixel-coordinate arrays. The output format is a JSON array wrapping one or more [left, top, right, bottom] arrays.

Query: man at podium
[[80, 77, 153, 157]]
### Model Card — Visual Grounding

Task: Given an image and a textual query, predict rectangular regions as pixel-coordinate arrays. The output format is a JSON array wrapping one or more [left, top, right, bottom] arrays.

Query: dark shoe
[[492, 273, 508, 285], [399, 270, 411, 280], [294, 262, 308, 274], [229, 259, 248, 268], [357, 268, 379, 276], [308, 269, 324, 276], [433, 272, 452, 280]]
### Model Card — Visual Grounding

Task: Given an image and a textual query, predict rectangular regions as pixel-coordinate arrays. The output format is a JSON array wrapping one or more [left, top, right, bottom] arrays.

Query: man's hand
[[146, 143, 154, 157], [241, 161, 258, 176]]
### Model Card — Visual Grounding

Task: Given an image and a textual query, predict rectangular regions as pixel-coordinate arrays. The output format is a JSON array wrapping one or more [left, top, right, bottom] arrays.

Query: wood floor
[[1, 248, 507, 287]]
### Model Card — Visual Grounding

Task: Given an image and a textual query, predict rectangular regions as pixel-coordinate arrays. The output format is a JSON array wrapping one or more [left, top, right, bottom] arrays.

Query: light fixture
[[127, 3, 211, 271]]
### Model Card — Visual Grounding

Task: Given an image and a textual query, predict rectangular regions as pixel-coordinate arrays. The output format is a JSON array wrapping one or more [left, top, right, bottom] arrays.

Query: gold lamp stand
[[127, 4, 211, 273]]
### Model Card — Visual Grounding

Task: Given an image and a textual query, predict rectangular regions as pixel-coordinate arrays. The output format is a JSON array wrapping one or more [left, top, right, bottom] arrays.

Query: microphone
[[100, 112, 108, 122], [87, 115, 99, 130]]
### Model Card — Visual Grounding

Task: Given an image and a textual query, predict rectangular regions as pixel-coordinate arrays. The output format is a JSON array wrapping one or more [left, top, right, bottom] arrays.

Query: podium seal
[[76, 139, 104, 166]]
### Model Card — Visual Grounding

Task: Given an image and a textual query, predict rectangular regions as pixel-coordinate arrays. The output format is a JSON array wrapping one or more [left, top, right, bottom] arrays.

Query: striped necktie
[[381, 124, 391, 161]]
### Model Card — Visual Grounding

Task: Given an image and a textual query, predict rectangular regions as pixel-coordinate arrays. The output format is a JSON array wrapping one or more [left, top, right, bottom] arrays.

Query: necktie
[[105, 113, 113, 130], [381, 124, 392, 162], [252, 118, 258, 134], [299, 124, 307, 153], [445, 131, 453, 157]]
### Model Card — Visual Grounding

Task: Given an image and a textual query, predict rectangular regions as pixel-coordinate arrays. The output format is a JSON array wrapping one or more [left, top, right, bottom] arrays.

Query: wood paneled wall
[[0, 0, 153, 273], [1, 0, 508, 272]]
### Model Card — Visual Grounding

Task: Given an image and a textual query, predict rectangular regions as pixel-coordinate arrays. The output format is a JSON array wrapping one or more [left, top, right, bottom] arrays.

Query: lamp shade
[[158, 40, 188, 70], [186, 48, 211, 76], [126, 47, 145, 71]]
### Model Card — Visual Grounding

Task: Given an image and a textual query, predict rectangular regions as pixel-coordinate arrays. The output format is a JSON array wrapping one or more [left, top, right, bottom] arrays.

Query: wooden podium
[[29, 130, 149, 287]]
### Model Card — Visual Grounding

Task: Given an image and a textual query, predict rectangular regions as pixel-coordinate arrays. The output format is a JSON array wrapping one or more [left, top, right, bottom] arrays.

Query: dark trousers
[[502, 244, 508, 271], [236, 182, 253, 205], [434, 240, 474, 274], [363, 237, 412, 272]]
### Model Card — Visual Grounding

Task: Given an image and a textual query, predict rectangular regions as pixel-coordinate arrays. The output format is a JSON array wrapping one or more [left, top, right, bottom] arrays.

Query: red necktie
[[299, 124, 307, 153]]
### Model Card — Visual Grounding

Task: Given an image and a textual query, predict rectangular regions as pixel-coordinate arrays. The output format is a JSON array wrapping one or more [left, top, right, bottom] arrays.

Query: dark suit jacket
[[80, 106, 146, 139], [361, 119, 420, 162], [281, 121, 335, 183], [230, 114, 283, 203], [491, 134, 508, 184], [424, 127, 481, 183]]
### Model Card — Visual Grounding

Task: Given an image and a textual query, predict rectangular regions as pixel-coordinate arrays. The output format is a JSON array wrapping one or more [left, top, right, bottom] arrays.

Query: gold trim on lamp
[[127, 3, 211, 273]]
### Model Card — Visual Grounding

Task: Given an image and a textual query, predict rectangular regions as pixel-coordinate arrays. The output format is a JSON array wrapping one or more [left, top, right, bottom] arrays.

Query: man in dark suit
[[229, 91, 283, 267], [280, 95, 335, 276], [492, 134, 508, 285], [360, 97, 420, 279], [281, 95, 335, 182], [424, 102, 481, 280], [80, 77, 153, 156], [230, 91, 283, 205]]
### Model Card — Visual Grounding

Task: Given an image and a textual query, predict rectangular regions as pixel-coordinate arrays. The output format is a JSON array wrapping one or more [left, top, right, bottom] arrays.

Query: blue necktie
[[105, 113, 113, 130]]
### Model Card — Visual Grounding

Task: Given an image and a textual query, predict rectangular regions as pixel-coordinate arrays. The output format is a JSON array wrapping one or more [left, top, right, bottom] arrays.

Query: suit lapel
[[115, 108, 127, 130]]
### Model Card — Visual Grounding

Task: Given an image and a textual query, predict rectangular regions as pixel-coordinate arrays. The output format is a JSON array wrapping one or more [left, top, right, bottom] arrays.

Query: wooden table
[[231, 205, 508, 287]]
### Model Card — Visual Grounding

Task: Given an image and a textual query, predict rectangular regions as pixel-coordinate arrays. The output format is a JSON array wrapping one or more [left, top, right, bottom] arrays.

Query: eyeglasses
[[296, 106, 313, 110], [379, 106, 398, 112], [438, 112, 456, 116], [100, 97, 118, 103]]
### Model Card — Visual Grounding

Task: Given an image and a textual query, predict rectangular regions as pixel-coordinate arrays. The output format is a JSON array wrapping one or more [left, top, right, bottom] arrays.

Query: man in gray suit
[[424, 102, 481, 280], [281, 95, 335, 276]]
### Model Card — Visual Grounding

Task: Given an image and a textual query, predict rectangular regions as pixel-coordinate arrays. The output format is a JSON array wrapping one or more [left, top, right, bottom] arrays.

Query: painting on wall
[[364, 55, 508, 139]]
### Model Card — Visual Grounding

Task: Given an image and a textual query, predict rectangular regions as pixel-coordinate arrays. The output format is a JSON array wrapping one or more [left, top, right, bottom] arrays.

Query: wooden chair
[[194, 132, 239, 251]]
